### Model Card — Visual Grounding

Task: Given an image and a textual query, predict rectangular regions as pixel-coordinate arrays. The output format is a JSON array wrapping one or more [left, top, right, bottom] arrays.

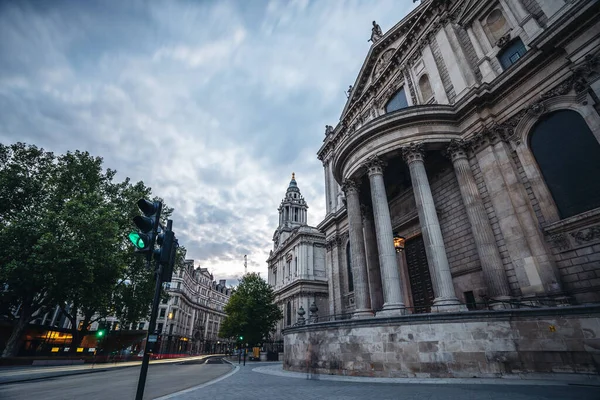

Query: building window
[[385, 87, 409, 113], [286, 301, 292, 326], [157, 323, 163, 333], [418, 74, 433, 102], [529, 110, 600, 218], [484, 8, 509, 43], [346, 242, 354, 292], [159, 308, 166, 318], [498, 38, 526, 70], [138, 323, 145, 330], [177, 282, 181, 289]]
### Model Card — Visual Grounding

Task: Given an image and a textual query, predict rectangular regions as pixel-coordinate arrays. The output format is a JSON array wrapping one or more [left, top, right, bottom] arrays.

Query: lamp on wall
[[393, 233, 405, 253]]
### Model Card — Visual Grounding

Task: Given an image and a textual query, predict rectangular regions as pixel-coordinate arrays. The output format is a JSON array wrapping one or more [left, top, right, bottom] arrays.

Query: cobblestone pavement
[[169, 362, 600, 400]]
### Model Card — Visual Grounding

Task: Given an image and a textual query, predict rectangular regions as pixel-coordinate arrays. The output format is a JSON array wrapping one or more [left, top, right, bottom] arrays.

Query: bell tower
[[278, 172, 308, 228]]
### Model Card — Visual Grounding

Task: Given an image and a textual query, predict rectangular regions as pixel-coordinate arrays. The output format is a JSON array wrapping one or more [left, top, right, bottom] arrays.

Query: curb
[[251, 364, 600, 387]]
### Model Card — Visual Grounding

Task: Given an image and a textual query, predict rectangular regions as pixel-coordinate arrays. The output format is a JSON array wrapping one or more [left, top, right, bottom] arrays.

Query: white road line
[[154, 363, 239, 400]]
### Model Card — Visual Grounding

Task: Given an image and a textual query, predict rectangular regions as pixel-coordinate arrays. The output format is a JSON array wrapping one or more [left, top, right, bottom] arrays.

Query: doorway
[[404, 235, 435, 313]]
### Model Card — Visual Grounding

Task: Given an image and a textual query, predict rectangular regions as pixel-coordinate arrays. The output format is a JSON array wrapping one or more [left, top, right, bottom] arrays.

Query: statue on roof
[[346, 85, 353, 98], [325, 125, 334, 136], [368, 21, 383, 43]]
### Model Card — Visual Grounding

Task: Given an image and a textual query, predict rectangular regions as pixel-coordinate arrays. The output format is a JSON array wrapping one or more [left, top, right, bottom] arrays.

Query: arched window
[[385, 87, 409, 113], [418, 74, 433, 102], [346, 242, 354, 292], [498, 38, 526, 70], [485, 9, 509, 42], [286, 301, 292, 326], [529, 110, 600, 218]]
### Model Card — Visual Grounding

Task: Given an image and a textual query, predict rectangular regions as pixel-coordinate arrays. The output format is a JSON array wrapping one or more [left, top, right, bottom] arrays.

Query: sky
[[0, 0, 417, 285]]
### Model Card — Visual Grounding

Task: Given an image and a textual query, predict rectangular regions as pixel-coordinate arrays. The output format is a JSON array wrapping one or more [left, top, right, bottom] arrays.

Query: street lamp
[[393, 233, 405, 253]]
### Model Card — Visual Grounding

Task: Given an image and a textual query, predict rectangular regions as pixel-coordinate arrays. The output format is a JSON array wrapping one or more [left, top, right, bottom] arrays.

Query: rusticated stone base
[[283, 305, 600, 378]]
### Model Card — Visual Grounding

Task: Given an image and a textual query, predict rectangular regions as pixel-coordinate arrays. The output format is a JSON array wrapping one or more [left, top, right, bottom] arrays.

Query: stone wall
[[283, 306, 600, 378]]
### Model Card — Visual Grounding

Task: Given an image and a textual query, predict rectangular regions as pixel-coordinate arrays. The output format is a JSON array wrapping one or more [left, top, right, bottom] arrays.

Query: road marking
[[154, 363, 239, 400]]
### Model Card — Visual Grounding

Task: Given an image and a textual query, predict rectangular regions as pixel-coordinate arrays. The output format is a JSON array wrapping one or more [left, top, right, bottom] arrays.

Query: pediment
[[340, 0, 450, 121]]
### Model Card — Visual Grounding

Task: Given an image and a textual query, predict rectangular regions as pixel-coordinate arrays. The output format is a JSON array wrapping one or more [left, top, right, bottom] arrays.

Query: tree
[[0, 143, 174, 356], [0, 143, 60, 357], [219, 273, 282, 347]]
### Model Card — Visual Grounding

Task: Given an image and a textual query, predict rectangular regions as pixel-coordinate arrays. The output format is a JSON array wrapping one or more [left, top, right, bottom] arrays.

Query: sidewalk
[[160, 361, 600, 400], [252, 363, 600, 386], [0, 354, 220, 385]]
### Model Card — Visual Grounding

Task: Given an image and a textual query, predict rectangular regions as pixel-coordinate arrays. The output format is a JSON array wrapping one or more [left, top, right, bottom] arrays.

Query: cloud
[[0, 0, 417, 282]]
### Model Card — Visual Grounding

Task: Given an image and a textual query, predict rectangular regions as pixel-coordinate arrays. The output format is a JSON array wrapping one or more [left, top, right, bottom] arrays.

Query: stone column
[[323, 162, 331, 213], [402, 143, 462, 312], [466, 25, 496, 83], [325, 240, 336, 316], [330, 236, 343, 314], [491, 138, 562, 295], [447, 140, 511, 302], [364, 157, 406, 316], [328, 160, 337, 212], [341, 179, 373, 318], [361, 205, 384, 311]]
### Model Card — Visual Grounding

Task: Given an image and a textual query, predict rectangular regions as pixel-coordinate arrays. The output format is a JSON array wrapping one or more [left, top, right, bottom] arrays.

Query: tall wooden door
[[404, 235, 434, 313]]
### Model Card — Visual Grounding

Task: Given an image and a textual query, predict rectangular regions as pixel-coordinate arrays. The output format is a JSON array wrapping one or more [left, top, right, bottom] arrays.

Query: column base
[[431, 297, 467, 313], [376, 303, 406, 317], [352, 308, 374, 319]]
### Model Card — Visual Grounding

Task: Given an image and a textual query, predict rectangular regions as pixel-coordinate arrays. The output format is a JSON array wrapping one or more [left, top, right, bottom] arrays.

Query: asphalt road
[[0, 357, 232, 400]]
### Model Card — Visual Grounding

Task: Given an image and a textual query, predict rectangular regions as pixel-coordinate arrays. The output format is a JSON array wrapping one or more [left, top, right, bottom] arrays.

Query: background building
[[285, 0, 600, 378], [267, 174, 327, 341], [29, 260, 233, 356], [157, 261, 232, 354]]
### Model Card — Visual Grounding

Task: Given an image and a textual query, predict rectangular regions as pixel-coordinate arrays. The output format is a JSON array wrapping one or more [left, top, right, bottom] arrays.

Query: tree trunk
[[1, 304, 32, 358]]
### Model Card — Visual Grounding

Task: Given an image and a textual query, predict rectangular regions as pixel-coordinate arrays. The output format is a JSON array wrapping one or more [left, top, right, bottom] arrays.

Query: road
[[0, 357, 232, 400], [1, 360, 599, 400]]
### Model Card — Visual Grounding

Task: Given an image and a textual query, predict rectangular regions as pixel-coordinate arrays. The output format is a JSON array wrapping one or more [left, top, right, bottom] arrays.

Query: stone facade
[[156, 261, 232, 354], [284, 305, 600, 378], [267, 174, 328, 340], [288, 0, 600, 378], [317, 0, 600, 318]]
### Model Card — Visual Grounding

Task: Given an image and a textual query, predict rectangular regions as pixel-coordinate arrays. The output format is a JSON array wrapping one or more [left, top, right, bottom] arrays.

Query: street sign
[[148, 334, 158, 343]]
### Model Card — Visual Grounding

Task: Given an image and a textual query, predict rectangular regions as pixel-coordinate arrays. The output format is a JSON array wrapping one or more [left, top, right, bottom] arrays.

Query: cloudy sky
[[0, 0, 416, 284]]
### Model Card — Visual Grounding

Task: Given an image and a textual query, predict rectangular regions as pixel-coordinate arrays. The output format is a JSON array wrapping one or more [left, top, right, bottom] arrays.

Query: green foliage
[[219, 273, 283, 347], [0, 142, 172, 356]]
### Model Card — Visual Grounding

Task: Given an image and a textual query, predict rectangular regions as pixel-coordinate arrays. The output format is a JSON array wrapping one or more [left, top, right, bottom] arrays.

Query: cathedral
[[267, 174, 327, 341], [281, 0, 600, 378]]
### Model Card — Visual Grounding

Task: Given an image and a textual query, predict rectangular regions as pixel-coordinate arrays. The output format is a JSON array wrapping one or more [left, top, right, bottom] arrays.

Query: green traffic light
[[128, 232, 145, 249], [96, 330, 105, 337], [239, 336, 243, 340]]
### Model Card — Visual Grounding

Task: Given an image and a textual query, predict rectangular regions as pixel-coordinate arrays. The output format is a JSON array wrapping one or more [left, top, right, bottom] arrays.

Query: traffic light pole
[[135, 219, 172, 400]]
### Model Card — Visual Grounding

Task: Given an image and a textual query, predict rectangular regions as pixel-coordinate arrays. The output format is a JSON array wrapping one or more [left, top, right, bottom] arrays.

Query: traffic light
[[161, 237, 178, 283], [239, 336, 243, 341], [154, 229, 174, 265], [96, 329, 106, 338], [129, 199, 162, 261]]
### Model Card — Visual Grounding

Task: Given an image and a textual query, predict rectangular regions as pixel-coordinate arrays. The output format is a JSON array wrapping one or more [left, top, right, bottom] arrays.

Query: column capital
[[363, 155, 386, 176], [341, 179, 360, 195], [401, 142, 425, 164], [446, 139, 470, 162]]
